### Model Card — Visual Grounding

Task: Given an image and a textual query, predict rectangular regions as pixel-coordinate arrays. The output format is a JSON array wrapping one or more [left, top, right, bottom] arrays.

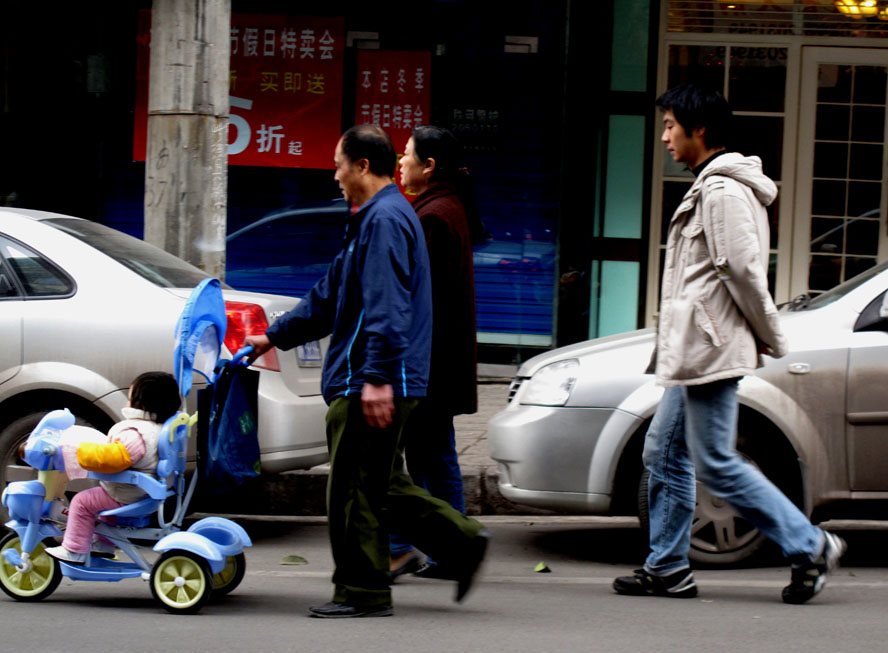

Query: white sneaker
[[44, 545, 87, 565]]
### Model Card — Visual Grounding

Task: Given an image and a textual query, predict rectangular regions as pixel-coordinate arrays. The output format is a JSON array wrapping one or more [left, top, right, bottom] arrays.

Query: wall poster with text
[[354, 50, 431, 157], [134, 12, 345, 169]]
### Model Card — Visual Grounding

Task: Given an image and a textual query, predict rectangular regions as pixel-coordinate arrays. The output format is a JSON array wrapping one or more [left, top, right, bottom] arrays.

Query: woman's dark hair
[[411, 125, 485, 245], [130, 371, 181, 423], [655, 83, 732, 149], [340, 124, 396, 177]]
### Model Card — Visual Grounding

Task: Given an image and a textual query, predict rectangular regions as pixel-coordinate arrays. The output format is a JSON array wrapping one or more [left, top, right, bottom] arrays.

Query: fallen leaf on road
[[534, 562, 551, 573], [280, 555, 308, 565]]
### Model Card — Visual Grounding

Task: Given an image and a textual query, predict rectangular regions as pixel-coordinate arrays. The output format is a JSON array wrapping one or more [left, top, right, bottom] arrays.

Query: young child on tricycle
[[44, 371, 180, 565]]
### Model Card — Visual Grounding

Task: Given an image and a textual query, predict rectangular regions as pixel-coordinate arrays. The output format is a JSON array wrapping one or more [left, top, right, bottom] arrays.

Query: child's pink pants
[[61, 486, 124, 553]]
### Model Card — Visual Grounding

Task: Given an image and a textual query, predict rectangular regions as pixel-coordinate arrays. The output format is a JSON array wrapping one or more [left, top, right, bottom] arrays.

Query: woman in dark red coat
[[390, 126, 482, 578]]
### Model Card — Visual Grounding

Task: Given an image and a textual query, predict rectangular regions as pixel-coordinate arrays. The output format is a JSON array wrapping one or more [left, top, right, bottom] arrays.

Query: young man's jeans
[[643, 377, 823, 575]]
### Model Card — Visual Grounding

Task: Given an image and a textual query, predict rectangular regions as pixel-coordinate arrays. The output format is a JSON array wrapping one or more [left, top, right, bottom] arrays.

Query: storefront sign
[[354, 50, 431, 155], [134, 12, 345, 169]]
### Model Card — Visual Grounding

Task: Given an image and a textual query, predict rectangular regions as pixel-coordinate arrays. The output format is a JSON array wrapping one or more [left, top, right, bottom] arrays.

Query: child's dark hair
[[129, 372, 181, 423]]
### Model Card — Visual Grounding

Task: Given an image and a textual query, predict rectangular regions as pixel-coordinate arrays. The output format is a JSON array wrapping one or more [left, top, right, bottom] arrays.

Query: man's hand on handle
[[362, 383, 394, 429], [244, 334, 273, 364]]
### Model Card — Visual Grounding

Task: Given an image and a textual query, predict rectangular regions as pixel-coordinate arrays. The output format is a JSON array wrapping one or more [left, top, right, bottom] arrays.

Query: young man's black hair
[[340, 124, 397, 177], [655, 83, 732, 149]]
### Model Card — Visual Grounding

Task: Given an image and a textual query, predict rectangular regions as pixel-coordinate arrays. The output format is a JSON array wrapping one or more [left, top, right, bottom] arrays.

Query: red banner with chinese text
[[354, 51, 431, 157], [133, 12, 344, 169]]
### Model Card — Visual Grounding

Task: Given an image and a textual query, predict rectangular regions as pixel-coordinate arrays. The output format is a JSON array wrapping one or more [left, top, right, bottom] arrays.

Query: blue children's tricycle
[[0, 278, 253, 614]]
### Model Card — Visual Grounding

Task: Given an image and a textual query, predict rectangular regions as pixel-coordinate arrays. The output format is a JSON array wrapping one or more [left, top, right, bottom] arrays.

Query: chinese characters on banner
[[133, 12, 344, 169], [354, 50, 431, 157]]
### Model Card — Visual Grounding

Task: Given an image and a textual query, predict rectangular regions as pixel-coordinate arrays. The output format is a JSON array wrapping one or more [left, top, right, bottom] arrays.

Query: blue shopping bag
[[197, 360, 261, 493]]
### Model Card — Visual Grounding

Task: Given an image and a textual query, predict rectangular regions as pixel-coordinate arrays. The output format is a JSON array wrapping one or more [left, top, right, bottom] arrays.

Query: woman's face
[[399, 138, 428, 192]]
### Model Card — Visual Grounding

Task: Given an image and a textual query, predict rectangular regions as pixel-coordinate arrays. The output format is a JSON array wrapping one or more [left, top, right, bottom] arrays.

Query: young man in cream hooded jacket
[[613, 84, 845, 605]]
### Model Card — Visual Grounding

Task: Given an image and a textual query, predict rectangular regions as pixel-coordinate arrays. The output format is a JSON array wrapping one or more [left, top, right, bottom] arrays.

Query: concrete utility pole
[[144, 0, 230, 279]]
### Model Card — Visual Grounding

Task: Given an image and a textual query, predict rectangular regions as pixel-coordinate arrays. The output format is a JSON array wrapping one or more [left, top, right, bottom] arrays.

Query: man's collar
[[353, 181, 397, 213], [691, 149, 728, 177]]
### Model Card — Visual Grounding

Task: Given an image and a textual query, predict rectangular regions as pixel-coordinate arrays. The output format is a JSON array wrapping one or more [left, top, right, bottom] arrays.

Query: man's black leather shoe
[[308, 602, 393, 618], [454, 529, 490, 603]]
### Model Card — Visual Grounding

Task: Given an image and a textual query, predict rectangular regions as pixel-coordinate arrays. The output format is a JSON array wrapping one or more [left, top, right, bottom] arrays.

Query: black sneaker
[[613, 568, 697, 598], [782, 531, 846, 605]]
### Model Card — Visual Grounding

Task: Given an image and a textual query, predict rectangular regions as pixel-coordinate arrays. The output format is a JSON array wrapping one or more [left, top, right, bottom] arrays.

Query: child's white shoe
[[44, 545, 87, 565]]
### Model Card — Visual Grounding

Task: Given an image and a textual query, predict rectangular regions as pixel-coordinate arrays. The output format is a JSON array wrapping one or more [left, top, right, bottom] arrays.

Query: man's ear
[[356, 158, 371, 175]]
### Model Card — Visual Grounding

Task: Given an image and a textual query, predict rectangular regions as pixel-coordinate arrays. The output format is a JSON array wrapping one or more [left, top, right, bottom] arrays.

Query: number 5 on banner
[[229, 96, 253, 156]]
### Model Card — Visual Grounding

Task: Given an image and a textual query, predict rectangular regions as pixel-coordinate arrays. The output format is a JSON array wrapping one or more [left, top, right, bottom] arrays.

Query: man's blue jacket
[[265, 184, 433, 404]]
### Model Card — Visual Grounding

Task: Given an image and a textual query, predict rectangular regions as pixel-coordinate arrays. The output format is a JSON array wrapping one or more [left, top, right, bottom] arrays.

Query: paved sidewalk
[[454, 381, 508, 470]]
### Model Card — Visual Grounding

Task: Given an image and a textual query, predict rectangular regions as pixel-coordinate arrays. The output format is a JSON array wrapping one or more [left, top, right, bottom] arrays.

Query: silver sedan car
[[0, 208, 329, 499], [489, 261, 888, 565]]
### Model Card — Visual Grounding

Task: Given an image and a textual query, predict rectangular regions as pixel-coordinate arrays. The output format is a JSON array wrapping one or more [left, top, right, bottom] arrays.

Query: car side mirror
[[854, 289, 888, 333]]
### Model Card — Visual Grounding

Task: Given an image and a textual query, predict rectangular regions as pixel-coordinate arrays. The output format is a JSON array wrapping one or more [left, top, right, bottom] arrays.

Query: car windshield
[[44, 218, 216, 288], [783, 259, 888, 312]]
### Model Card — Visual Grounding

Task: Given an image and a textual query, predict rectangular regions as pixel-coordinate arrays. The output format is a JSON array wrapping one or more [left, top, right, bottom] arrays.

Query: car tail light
[[224, 301, 280, 371]]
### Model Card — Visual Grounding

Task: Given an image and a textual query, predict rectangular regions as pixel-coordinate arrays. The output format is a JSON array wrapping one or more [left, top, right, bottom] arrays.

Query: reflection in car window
[[0, 262, 20, 298], [0, 235, 73, 297], [45, 218, 216, 289], [786, 258, 888, 312]]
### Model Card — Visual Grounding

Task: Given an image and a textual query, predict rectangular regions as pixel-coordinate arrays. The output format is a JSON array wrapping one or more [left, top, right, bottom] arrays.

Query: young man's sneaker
[[44, 545, 87, 565], [613, 568, 697, 598], [782, 531, 846, 605]]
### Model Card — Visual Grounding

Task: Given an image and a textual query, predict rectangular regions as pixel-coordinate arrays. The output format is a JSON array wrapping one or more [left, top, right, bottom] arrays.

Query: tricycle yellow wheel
[[0, 533, 62, 601], [212, 553, 246, 596], [150, 550, 212, 614]]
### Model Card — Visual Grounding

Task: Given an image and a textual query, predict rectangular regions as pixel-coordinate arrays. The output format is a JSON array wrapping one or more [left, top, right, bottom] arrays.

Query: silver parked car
[[489, 261, 888, 565], [0, 208, 329, 500]]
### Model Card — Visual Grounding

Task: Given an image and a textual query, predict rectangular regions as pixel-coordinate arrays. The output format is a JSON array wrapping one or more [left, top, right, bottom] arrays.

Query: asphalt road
[[4, 517, 888, 652]]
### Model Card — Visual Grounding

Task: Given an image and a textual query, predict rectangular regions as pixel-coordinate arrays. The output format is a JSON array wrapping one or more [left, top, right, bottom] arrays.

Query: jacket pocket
[[693, 299, 724, 347]]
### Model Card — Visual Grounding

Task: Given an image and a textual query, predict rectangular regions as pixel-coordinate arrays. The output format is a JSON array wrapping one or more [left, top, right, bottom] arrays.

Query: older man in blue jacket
[[246, 125, 487, 619]]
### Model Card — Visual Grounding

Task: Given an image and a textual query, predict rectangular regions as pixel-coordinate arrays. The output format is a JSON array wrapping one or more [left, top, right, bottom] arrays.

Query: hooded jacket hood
[[698, 152, 777, 207]]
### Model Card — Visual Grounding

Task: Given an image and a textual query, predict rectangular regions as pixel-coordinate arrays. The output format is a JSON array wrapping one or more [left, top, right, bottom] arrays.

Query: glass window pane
[[668, 45, 725, 91], [813, 142, 848, 179], [846, 219, 880, 256], [732, 116, 783, 180], [846, 257, 877, 280], [815, 104, 850, 142], [853, 66, 887, 105], [728, 46, 787, 112], [811, 180, 846, 216], [851, 106, 885, 143], [809, 255, 842, 292], [849, 144, 883, 180], [848, 182, 882, 218], [0, 236, 73, 297], [0, 264, 19, 298], [810, 217, 844, 255], [817, 65, 852, 103]]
